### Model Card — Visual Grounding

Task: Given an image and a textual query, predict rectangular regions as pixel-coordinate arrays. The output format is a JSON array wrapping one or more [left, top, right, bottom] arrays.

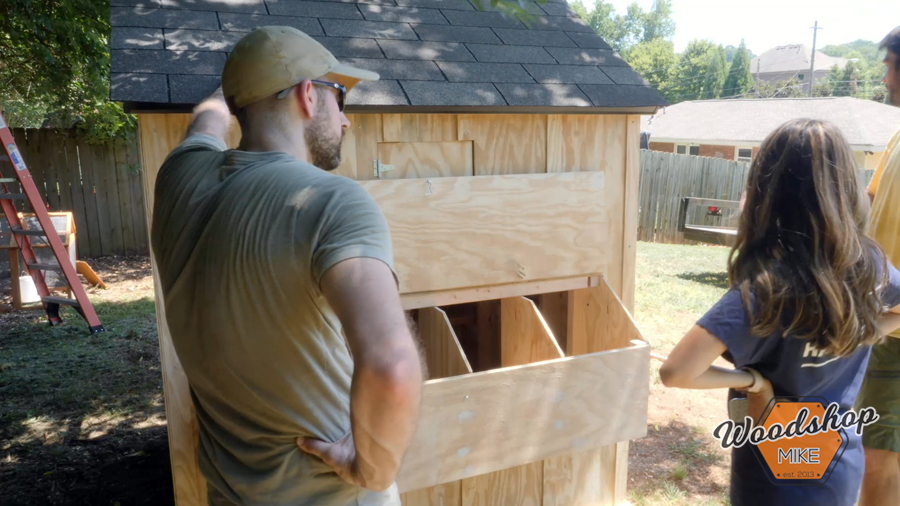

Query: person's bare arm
[[660, 325, 754, 390], [880, 304, 900, 336], [298, 257, 422, 492], [660, 325, 773, 422], [185, 87, 232, 143]]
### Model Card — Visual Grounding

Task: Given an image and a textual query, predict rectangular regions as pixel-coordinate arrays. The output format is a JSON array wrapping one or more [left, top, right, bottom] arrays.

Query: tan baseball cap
[[222, 26, 379, 109]]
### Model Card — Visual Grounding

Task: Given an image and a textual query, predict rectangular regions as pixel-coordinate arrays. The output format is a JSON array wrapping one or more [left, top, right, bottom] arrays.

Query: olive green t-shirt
[[150, 134, 399, 506]]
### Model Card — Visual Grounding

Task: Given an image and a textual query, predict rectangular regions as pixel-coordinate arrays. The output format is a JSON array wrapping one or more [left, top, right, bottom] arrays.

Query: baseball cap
[[222, 26, 379, 110]]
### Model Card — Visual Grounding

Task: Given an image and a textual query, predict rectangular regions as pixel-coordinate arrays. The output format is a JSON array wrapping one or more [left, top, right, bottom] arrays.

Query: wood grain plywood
[[403, 307, 470, 506], [361, 172, 608, 294], [354, 114, 383, 181], [396, 341, 650, 493], [500, 296, 563, 367], [138, 114, 204, 506], [458, 115, 547, 175], [547, 115, 627, 295], [402, 482, 462, 506], [420, 307, 473, 380], [461, 463, 542, 506], [383, 114, 458, 143], [377, 141, 473, 179]]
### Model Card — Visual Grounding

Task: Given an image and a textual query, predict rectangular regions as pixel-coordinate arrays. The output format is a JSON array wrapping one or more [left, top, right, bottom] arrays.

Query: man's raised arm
[[185, 87, 232, 143]]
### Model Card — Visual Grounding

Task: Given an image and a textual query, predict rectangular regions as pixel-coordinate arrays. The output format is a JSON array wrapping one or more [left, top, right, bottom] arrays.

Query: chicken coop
[[109, 0, 668, 504]]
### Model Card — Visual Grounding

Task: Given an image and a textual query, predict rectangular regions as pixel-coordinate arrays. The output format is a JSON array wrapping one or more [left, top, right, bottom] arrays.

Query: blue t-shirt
[[697, 261, 900, 506]]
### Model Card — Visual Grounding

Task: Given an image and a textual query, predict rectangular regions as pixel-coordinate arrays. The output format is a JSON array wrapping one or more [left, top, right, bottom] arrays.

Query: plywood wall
[[138, 112, 642, 506]]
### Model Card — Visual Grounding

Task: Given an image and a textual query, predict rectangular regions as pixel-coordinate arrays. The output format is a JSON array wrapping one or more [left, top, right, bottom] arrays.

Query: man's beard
[[305, 110, 343, 172]]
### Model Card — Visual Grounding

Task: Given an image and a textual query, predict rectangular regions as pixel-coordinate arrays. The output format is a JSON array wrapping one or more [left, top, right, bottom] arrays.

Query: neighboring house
[[750, 44, 847, 93], [642, 97, 900, 170]]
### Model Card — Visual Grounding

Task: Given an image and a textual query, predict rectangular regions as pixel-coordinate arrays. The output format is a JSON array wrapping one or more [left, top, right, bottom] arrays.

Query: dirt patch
[[1, 255, 174, 506]]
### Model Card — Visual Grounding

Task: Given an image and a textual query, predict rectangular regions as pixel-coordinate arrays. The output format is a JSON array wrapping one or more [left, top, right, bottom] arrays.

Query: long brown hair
[[728, 118, 888, 356]]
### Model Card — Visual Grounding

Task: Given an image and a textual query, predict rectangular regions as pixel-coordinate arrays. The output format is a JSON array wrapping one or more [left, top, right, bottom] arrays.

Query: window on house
[[798, 73, 805, 81], [737, 148, 753, 162], [676, 144, 700, 156]]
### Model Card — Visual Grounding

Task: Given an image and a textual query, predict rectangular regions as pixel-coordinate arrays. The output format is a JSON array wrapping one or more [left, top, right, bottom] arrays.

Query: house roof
[[750, 45, 847, 75], [641, 97, 900, 150], [108, 0, 668, 113]]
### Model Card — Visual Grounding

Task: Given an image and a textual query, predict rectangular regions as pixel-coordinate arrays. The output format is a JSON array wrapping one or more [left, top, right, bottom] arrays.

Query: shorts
[[856, 337, 900, 453]]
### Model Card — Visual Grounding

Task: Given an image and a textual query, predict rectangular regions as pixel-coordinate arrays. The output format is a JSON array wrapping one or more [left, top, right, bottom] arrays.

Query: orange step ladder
[[0, 111, 103, 333]]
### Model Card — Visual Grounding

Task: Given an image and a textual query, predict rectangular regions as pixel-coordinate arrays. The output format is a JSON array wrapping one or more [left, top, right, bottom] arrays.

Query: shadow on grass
[[629, 418, 729, 503], [0, 297, 175, 506], [676, 271, 730, 290]]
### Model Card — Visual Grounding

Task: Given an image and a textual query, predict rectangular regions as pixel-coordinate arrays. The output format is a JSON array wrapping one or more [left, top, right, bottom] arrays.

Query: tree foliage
[[627, 39, 678, 95], [702, 45, 728, 99], [570, 0, 674, 55], [0, 0, 135, 142], [722, 40, 754, 98], [666, 39, 724, 101]]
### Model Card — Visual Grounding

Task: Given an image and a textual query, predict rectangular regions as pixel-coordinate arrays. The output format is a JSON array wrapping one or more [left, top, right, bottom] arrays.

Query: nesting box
[[111, 0, 668, 503]]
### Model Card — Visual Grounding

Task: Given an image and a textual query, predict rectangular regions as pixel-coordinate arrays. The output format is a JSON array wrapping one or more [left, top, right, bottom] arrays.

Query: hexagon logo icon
[[755, 400, 847, 484], [711, 396, 880, 486]]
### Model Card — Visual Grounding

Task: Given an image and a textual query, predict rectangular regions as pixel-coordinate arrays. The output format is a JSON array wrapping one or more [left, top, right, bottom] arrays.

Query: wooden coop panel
[[376, 141, 474, 179], [383, 114, 459, 143], [458, 114, 548, 175], [137, 112, 646, 506], [397, 276, 649, 497], [361, 172, 609, 294]]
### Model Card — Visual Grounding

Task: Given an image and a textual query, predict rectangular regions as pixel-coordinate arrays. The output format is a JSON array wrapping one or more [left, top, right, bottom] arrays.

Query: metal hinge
[[374, 160, 394, 178]]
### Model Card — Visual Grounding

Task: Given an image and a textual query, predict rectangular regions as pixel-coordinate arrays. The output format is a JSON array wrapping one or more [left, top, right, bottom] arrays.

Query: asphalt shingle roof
[[641, 97, 900, 149], [109, 0, 668, 111]]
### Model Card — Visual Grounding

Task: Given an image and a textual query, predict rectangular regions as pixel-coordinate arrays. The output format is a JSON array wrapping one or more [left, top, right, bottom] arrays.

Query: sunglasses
[[277, 80, 346, 112]]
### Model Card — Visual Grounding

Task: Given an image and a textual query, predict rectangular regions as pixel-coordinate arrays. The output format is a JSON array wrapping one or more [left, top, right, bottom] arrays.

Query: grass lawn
[[629, 241, 734, 506], [0, 257, 172, 505], [0, 243, 736, 505]]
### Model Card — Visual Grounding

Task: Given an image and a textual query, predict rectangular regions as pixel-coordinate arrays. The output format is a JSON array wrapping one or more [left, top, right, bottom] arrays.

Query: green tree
[[627, 39, 677, 95], [725, 45, 757, 63], [642, 0, 675, 43], [571, 0, 673, 55], [820, 40, 879, 62], [0, 0, 135, 142], [667, 39, 720, 101], [722, 40, 754, 98], [758, 78, 806, 98], [702, 45, 729, 99]]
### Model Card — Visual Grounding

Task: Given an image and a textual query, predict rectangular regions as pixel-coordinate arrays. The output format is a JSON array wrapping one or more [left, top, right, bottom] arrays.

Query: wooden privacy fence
[[0, 129, 148, 258], [638, 150, 876, 245], [638, 150, 749, 244]]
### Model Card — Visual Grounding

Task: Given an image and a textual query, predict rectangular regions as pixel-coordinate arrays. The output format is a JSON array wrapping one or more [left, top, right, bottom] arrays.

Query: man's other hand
[[297, 432, 363, 487]]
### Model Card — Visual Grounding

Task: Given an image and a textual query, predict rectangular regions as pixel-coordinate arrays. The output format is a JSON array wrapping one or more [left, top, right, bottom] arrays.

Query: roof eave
[[124, 102, 664, 116]]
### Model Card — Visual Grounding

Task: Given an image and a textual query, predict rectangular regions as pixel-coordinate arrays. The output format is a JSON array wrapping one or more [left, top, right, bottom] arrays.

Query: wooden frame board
[[397, 339, 649, 493], [361, 173, 609, 294]]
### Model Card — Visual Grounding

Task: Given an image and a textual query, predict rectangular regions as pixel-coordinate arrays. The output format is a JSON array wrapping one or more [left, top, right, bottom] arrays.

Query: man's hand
[[297, 432, 364, 487]]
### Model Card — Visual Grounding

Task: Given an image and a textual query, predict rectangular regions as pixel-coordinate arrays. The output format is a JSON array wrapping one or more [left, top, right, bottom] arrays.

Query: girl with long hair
[[660, 118, 900, 505]]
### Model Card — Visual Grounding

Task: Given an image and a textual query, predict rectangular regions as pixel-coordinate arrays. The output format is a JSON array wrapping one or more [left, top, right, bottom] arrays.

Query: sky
[[576, 0, 899, 54]]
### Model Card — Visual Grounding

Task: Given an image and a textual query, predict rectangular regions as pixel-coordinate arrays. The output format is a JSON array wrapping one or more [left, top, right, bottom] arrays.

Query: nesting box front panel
[[137, 112, 645, 506]]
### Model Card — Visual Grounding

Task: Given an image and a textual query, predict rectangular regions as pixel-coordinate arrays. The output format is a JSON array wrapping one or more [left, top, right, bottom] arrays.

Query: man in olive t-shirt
[[150, 27, 422, 506]]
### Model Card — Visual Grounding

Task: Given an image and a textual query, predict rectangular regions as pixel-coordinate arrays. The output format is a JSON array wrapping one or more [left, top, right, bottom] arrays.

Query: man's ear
[[293, 80, 317, 120]]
